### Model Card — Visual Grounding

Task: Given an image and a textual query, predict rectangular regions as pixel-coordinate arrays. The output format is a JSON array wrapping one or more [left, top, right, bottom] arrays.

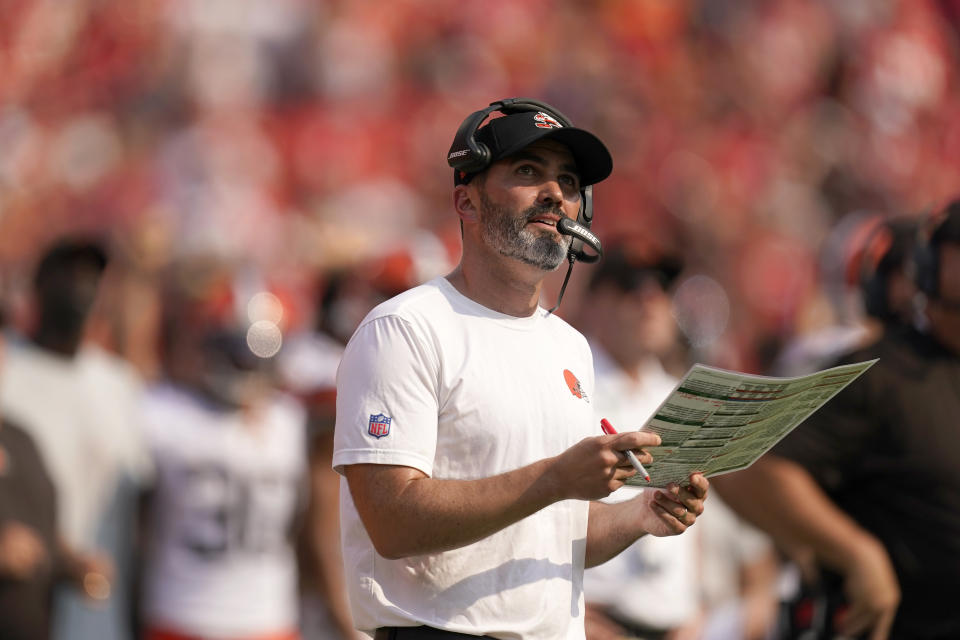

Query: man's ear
[[453, 185, 479, 225]]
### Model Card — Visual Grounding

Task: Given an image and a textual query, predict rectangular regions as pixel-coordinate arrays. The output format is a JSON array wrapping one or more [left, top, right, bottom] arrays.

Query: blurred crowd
[[2, 0, 960, 639], [2, 0, 960, 370]]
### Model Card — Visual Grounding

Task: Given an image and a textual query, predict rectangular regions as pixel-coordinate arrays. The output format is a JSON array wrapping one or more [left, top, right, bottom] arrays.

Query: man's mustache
[[522, 204, 566, 222]]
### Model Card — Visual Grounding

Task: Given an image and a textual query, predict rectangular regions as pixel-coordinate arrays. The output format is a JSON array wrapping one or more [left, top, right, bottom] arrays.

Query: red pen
[[601, 418, 651, 482]]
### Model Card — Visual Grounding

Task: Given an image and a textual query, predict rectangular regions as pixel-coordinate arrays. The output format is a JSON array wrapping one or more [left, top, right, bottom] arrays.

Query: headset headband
[[447, 99, 575, 174]]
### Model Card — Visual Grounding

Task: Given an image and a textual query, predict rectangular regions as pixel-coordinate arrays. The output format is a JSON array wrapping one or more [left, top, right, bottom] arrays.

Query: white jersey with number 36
[[141, 384, 306, 637]]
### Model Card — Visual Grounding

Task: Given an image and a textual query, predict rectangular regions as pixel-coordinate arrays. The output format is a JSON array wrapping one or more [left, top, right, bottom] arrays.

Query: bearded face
[[476, 186, 572, 271]]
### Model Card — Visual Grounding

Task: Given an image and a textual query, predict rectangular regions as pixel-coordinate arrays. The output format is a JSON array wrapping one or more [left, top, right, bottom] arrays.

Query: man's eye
[[560, 175, 577, 186], [517, 165, 535, 175]]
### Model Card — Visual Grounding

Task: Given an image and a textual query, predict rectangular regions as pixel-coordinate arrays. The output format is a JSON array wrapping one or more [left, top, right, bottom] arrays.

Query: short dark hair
[[589, 246, 684, 293], [33, 237, 108, 290]]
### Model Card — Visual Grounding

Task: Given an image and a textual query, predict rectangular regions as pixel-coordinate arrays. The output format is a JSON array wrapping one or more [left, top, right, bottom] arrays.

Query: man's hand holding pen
[[600, 417, 708, 535]]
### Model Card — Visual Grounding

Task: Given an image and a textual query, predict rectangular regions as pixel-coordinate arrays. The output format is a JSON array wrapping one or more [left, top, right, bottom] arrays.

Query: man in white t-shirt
[[577, 248, 778, 640], [333, 99, 710, 640], [577, 247, 700, 639], [136, 261, 307, 640], [0, 239, 151, 640]]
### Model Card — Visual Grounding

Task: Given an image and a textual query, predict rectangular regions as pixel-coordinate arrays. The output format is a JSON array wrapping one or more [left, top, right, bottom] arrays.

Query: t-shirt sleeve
[[332, 314, 440, 476], [772, 365, 875, 493]]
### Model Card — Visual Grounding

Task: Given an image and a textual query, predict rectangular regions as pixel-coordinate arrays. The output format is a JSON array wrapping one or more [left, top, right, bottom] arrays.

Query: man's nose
[[537, 178, 564, 205]]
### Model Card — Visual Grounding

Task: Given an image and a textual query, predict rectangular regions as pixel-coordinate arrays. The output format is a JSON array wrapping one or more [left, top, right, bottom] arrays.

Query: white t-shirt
[[333, 277, 597, 640], [140, 383, 306, 637], [583, 346, 699, 630], [696, 493, 773, 611], [0, 340, 155, 640], [0, 341, 152, 547]]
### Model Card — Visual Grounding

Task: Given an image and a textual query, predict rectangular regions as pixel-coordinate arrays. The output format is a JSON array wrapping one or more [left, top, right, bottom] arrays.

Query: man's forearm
[[345, 431, 662, 559], [344, 459, 566, 559], [584, 499, 647, 568], [712, 456, 883, 573]]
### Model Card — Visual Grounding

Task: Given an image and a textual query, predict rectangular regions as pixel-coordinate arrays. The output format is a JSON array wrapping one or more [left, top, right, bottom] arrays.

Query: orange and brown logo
[[534, 111, 563, 129], [563, 369, 589, 402]]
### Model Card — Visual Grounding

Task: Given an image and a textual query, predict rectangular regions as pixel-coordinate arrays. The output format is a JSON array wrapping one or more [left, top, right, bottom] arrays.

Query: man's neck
[[446, 250, 545, 317]]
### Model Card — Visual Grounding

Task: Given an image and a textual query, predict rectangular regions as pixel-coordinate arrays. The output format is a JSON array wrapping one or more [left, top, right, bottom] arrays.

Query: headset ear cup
[[465, 142, 491, 174], [447, 104, 502, 174], [579, 185, 594, 227], [567, 186, 601, 263], [570, 190, 587, 260]]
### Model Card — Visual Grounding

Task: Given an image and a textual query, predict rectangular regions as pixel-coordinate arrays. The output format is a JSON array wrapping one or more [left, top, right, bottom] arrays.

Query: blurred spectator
[[0, 237, 151, 640], [578, 246, 694, 640], [694, 498, 779, 640], [2, 0, 960, 374], [277, 274, 353, 640], [0, 305, 113, 640], [577, 246, 779, 640], [713, 200, 960, 639], [0, 3, 959, 634], [765, 211, 923, 638], [773, 212, 921, 376], [277, 268, 381, 640], [278, 242, 451, 640], [138, 258, 307, 640]]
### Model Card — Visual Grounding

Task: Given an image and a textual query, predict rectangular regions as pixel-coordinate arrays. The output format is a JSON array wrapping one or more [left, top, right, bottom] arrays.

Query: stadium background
[[2, 0, 960, 376]]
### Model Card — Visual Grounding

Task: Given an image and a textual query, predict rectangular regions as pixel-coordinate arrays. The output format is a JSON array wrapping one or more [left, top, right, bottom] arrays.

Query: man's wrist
[[536, 456, 568, 504]]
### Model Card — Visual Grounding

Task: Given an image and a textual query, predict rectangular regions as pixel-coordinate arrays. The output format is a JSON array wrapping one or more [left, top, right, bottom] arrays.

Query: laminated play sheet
[[624, 359, 877, 488]]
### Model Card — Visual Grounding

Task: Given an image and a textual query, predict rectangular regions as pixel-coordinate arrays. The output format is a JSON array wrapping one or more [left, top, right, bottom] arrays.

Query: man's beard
[[477, 189, 572, 271]]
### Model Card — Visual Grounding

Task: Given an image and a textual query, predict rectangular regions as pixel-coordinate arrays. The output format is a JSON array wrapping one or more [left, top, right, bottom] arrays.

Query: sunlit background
[[2, 0, 960, 375]]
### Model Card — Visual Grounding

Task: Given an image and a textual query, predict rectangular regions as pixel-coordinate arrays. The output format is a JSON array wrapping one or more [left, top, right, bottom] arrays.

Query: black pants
[[374, 626, 497, 639]]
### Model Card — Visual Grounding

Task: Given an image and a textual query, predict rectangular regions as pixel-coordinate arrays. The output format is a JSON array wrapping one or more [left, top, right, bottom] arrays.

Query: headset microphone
[[547, 215, 604, 315], [557, 214, 603, 263]]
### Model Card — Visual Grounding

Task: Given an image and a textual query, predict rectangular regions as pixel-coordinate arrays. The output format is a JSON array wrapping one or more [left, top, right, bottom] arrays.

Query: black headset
[[447, 98, 603, 267]]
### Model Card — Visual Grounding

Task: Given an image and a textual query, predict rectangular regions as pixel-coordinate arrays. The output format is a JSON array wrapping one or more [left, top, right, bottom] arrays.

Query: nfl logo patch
[[368, 413, 392, 438]]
